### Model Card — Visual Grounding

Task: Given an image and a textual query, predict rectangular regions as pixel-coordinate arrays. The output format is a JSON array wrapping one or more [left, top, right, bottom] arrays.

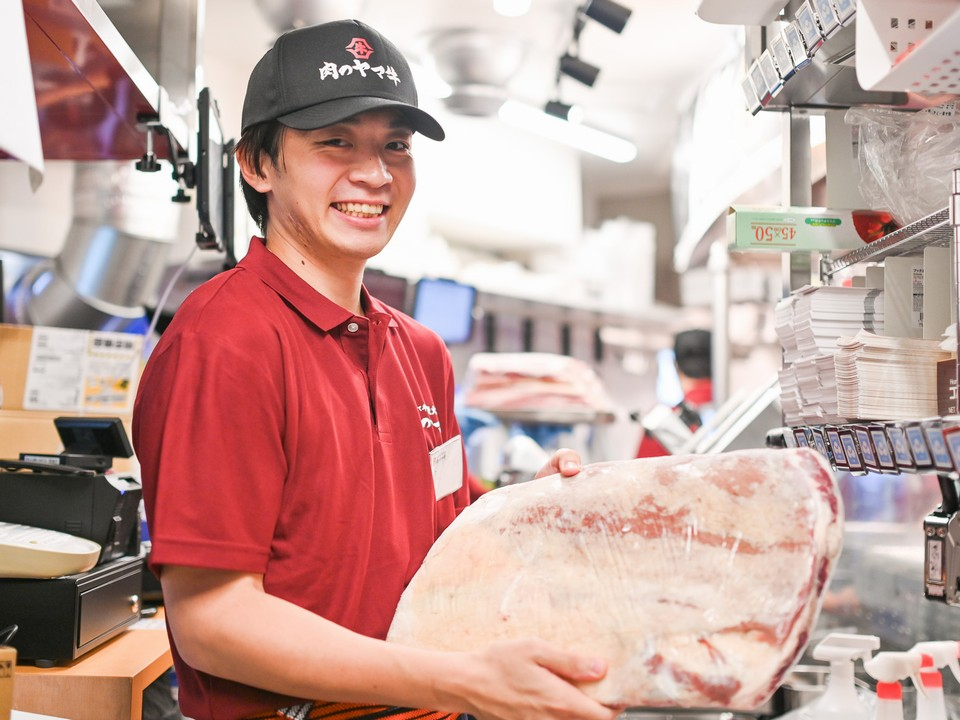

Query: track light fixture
[[559, 53, 600, 87], [582, 0, 632, 34], [544, 100, 583, 123]]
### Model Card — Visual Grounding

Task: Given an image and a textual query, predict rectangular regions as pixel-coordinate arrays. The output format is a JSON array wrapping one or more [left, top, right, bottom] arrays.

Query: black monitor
[[412, 278, 477, 345], [195, 87, 235, 257]]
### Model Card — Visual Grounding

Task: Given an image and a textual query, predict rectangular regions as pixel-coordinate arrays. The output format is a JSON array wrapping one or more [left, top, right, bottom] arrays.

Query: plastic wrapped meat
[[463, 352, 614, 415], [388, 448, 843, 710]]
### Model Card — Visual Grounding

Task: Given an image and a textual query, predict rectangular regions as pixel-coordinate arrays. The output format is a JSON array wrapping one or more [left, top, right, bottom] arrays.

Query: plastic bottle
[[810, 633, 881, 720], [909, 641, 960, 720], [775, 633, 879, 720], [863, 651, 925, 720]]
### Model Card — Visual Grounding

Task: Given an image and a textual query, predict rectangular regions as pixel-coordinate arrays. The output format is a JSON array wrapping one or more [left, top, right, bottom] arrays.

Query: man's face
[[256, 108, 417, 266]]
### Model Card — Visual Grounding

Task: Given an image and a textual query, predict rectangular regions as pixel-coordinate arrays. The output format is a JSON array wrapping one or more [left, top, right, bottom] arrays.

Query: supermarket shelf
[[777, 417, 960, 476], [820, 207, 952, 280]]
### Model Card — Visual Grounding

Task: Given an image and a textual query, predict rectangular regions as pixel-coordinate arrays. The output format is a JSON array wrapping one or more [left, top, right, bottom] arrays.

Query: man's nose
[[350, 152, 392, 186]]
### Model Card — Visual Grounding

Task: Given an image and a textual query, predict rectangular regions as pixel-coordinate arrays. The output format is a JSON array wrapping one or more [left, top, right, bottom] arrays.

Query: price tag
[[869, 426, 897, 472], [923, 422, 955, 472], [886, 424, 916, 472], [784, 22, 811, 67], [854, 426, 879, 472], [905, 423, 934, 470], [827, 427, 848, 469], [770, 34, 796, 81], [796, 2, 824, 55]]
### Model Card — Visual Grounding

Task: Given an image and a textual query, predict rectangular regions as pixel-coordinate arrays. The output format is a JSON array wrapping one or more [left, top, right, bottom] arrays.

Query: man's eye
[[388, 140, 411, 152], [320, 138, 347, 147]]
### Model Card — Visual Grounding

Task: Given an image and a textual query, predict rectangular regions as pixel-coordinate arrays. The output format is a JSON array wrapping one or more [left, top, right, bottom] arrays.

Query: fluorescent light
[[493, 0, 531, 16], [498, 100, 637, 163]]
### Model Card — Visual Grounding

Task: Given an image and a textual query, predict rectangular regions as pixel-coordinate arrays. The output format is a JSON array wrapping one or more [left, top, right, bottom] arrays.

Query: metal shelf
[[820, 207, 952, 280]]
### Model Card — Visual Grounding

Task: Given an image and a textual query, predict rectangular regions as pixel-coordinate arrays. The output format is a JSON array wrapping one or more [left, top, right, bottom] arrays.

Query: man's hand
[[453, 638, 621, 720], [535, 448, 582, 479]]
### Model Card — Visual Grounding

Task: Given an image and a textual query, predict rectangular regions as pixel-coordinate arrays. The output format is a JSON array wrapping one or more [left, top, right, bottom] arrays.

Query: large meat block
[[388, 448, 842, 710]]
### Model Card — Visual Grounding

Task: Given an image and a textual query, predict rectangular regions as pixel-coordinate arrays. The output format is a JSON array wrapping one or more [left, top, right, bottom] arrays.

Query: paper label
[[23, 327, 142, 412], [430, 435, 464, 501]]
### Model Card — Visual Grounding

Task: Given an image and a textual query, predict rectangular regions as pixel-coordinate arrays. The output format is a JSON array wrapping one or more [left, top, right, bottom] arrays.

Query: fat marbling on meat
[[387, 447, 843, 710]]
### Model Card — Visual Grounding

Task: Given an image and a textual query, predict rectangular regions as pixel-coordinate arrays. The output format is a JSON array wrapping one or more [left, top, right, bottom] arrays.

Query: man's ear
[[236, 148, 272, 193]]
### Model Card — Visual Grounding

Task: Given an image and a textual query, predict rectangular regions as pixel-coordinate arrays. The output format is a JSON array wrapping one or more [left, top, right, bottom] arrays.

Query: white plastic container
[[775, 633, 879, 720], [863, 651, 925, 720], [909, 641, 960, 720], [856, 0, 960, 94]]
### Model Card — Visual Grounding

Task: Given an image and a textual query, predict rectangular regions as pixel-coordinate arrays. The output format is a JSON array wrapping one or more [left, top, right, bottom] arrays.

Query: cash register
[[0, 417, 144, 667]]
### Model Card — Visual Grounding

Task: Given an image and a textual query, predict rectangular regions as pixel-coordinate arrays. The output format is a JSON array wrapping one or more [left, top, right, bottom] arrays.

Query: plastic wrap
[[387, 447, 843, 710], [845, 102, 960, 226]]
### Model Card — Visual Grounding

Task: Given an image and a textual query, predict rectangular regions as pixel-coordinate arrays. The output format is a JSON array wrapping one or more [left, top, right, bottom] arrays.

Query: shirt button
[[346, 322, 360, 333]]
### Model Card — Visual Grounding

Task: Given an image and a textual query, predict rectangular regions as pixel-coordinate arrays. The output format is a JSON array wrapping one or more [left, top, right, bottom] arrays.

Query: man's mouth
[[333, 202, 385, 218]]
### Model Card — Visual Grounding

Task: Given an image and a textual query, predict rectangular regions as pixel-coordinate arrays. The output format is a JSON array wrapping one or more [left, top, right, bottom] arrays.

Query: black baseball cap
[[241, 19, 445, 141]]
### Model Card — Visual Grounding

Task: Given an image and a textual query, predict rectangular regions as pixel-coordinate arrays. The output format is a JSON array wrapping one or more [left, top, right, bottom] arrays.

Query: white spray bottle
[[805, 633, 881, 720], [863, 651, 925, 720], [909, 641, 960, 720]]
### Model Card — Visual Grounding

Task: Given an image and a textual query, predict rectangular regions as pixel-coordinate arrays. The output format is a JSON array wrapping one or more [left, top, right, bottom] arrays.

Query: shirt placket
[[342, 315, 389, 436]]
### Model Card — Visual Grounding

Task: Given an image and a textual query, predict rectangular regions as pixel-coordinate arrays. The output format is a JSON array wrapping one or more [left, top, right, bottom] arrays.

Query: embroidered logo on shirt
[[418, 403, 440, 430]]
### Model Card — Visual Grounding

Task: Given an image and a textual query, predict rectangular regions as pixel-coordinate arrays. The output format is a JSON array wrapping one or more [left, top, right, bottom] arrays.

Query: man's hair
[[235, 121, 286, 234], [674, 329, 712, 379]]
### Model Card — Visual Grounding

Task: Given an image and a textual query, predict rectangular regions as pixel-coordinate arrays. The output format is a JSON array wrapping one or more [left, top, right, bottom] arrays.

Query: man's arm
[[160, 566, 619, 720]]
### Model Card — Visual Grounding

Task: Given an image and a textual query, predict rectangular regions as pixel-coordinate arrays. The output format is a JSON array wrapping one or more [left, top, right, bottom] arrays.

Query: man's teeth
[[335, 202, 384, 217]]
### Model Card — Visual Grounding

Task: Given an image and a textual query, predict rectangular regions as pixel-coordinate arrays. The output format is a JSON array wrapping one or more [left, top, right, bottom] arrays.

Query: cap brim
[[278, 96, 445, 141]]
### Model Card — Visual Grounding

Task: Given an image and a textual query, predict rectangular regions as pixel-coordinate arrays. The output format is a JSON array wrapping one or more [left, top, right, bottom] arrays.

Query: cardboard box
[[727, 206, 867, 253], [0, 323, 142, 414], [0, 645, 13, 720], [0, 324, 32, 411]]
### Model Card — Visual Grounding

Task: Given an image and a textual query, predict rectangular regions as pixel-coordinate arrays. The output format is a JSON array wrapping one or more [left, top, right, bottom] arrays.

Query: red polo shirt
[[133, 237, 470, 720]]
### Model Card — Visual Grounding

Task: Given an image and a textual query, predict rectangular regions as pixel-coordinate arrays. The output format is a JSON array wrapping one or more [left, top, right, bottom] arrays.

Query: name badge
[[430, 435, 463, 501]]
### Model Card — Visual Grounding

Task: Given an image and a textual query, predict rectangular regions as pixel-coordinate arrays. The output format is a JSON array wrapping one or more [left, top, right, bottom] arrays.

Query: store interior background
[[0, 0, 800, 464], [4, 0, 960, 690]]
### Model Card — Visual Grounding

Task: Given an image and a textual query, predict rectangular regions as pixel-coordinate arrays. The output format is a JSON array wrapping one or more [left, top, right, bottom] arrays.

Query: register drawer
[[0, 554, 143, 666]]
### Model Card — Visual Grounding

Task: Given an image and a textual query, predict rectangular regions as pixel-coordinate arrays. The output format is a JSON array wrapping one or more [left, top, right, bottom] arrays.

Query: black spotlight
[[583, 0, 632, 33], [559, 53, 600, 87], [545, 100, 579, 121]]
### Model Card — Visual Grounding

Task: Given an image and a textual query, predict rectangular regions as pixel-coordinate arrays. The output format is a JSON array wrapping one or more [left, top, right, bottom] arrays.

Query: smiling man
[[132, 19, 619, 720]]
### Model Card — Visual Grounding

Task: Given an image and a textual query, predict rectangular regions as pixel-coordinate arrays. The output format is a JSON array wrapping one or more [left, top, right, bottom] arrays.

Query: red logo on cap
[[346, 38, 374, 60]]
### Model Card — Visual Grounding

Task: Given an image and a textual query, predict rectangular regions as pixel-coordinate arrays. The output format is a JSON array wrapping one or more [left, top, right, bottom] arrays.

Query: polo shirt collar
[[240, 237, 397, 331]]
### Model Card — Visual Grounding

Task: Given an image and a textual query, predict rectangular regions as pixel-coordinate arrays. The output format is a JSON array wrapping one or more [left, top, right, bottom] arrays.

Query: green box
[[727, 206, 865, 252]]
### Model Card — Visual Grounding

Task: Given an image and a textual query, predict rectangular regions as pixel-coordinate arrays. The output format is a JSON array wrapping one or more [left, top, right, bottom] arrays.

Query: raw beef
[[387, 447, 842, 710], [463, 352, 614, 415]]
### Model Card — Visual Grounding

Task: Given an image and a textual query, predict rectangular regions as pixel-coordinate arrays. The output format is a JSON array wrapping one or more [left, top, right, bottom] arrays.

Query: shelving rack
[[784, 168, 960, 604], [819, 207, 953, 281]]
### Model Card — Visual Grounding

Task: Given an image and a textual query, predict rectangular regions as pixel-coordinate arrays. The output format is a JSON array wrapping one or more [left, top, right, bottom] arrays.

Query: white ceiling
[[203, 0, 744, 199]]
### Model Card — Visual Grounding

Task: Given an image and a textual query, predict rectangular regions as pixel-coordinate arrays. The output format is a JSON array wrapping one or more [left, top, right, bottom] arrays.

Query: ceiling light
[[493, 0, 532, 17], [559, 53, 600, 87], [498, 100, 637, 163], [544, 100, 584, 124], [583, 0, 633, 33]]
